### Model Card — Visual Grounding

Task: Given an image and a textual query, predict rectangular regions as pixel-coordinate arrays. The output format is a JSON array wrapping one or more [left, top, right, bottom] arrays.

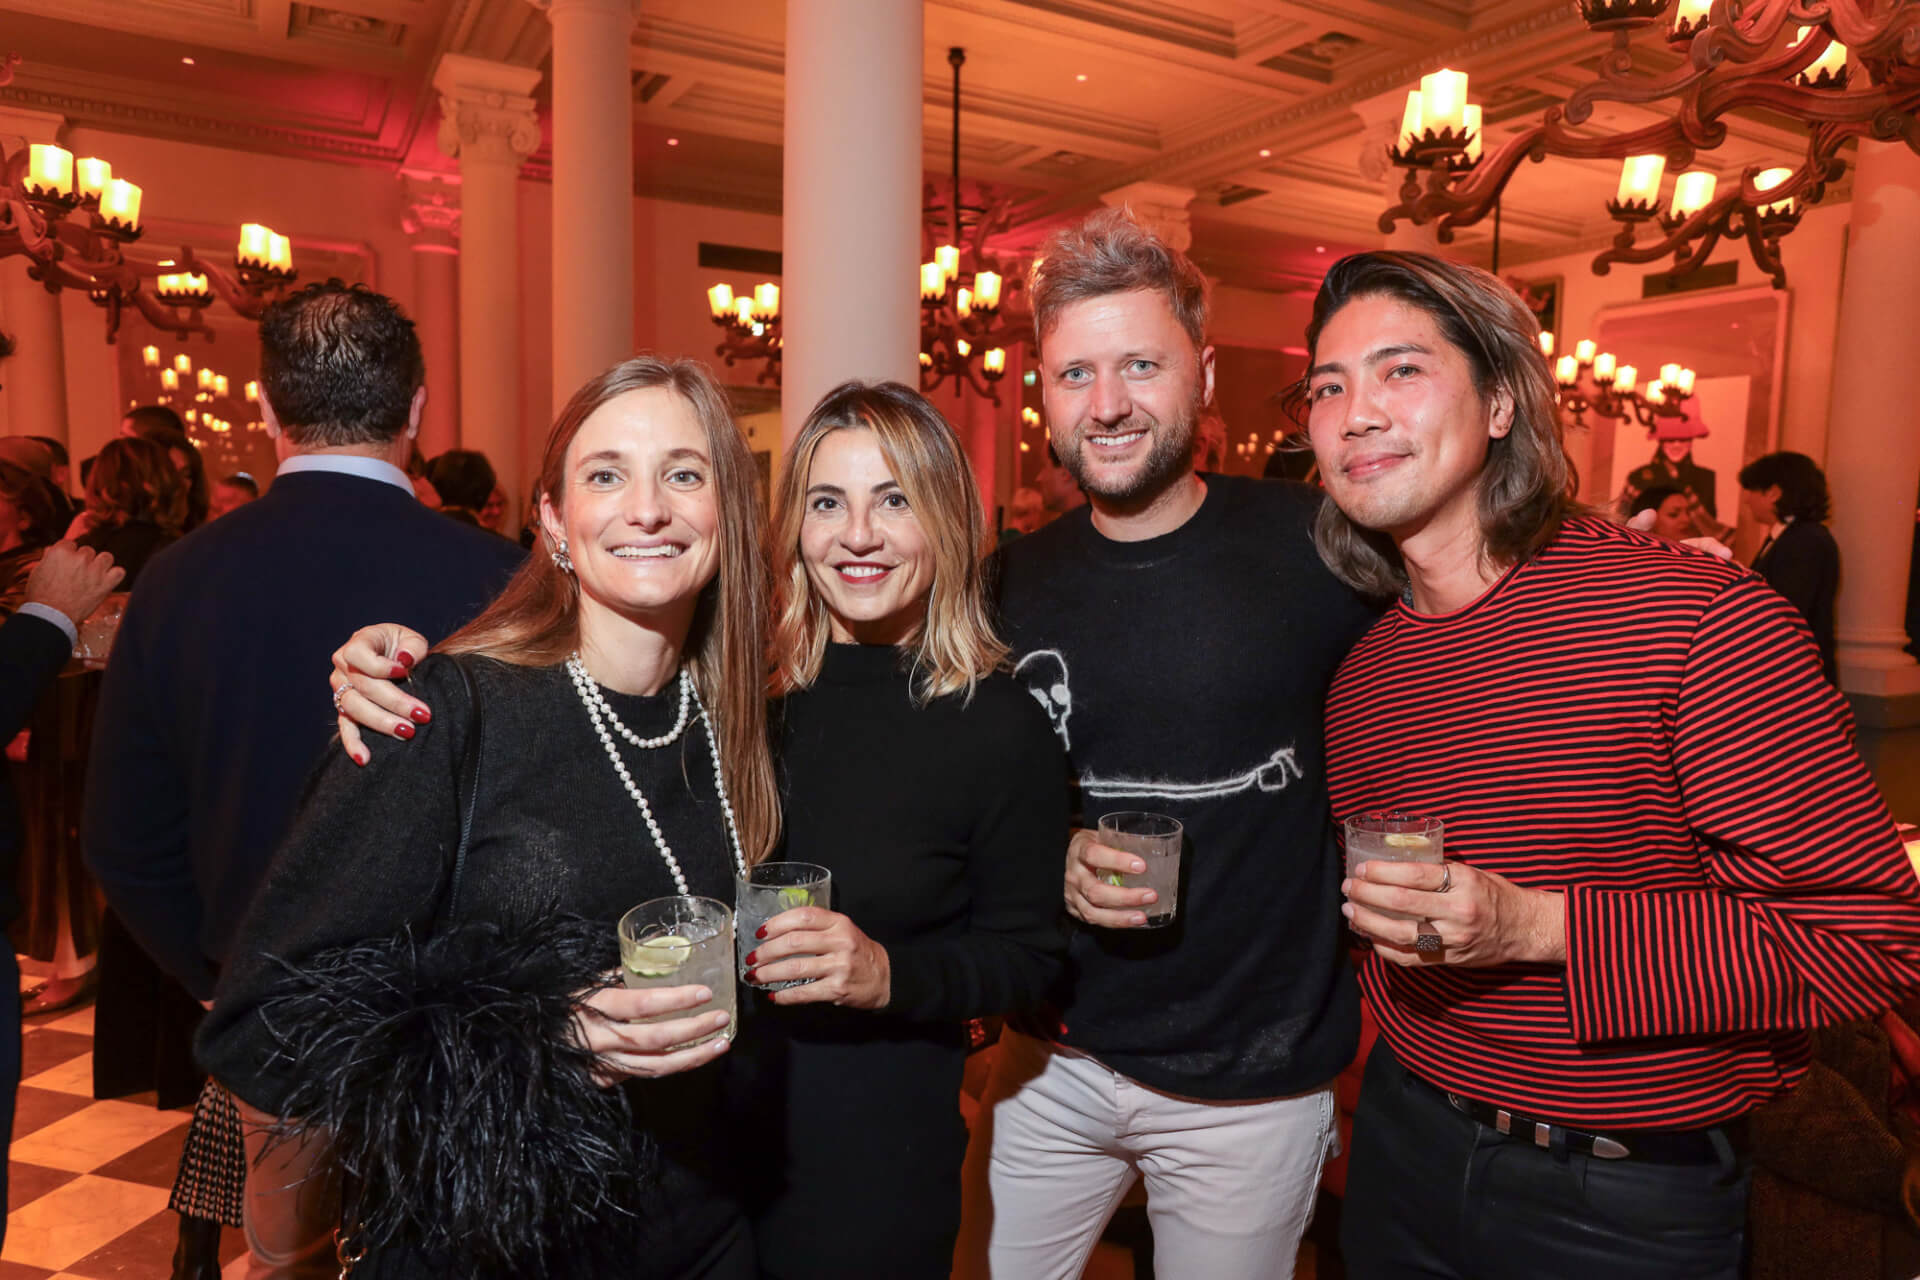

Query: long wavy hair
[[1287, 251, 1580, 598], [87, 436, 189, 534], [440, 356, 779, 863], [770, 381, 1007, 705]]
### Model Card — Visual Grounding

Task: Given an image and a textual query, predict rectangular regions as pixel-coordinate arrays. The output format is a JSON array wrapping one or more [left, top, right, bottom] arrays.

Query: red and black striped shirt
[[1325, 516, 1920, 1130]]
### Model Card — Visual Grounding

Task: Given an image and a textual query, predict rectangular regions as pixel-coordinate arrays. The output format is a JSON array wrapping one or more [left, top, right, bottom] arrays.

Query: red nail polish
[[754, 925, 767, 940], [744, 950, 758, 966], [745, 967, 757, 983], [397, 651, 416, 670], [354, 751, 369, 766], [393, 721, 415, 740], [389, 665, 409, 679], [410, 706, 431, 724]]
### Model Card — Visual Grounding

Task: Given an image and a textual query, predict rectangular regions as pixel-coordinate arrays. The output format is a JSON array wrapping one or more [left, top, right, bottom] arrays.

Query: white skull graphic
[[1014, 649, 1074, 749]]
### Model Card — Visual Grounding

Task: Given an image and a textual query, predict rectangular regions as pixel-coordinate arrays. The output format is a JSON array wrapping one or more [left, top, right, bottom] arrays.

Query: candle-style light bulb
[[707, 283, 734, 319], [1669, 171, 1718, 219], [75, 158, 112, 202]]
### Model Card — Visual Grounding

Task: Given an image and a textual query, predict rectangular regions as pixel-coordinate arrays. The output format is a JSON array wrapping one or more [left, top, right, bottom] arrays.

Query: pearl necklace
[[567, 654, 748, 893]]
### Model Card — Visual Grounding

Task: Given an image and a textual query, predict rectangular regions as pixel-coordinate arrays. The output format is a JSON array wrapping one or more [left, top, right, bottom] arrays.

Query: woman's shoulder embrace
[[960, 669, 1061, 749]]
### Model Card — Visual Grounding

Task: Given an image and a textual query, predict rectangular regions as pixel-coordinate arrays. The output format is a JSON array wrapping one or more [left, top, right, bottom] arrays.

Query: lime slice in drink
[[627, 934, 693, 978], [1103, 872, 1127, 887], [1382, 833, 1433, 850], [776, 886, 815, 910]]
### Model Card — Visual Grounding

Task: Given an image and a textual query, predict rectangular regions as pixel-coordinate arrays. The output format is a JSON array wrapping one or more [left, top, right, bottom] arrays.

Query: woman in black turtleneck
[[738, 381, 1068, 1279]]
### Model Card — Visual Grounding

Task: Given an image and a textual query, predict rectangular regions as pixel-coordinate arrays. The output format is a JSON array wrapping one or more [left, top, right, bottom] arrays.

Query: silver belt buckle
[[1590, 1135, 1631, 1159]]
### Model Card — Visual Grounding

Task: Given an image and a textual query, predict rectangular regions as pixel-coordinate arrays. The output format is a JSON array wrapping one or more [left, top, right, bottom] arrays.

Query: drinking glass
[[734, 862, 832, 989], [1343, 813, 1445, 922], [616, 895, 735, 1046], [76, 592, 129, 668], [1097, 811, 1183, 927]]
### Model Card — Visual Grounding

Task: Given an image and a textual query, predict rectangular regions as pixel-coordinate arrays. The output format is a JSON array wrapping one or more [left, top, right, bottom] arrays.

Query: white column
[[781, 0, 922, 442], [434, 54, 540, 526], [1824, 139, 1920, 697], [531, 0, 639, 407], [0, 109, 72, 445], [1354, 93, 1444, 255], [1099, 182, 1196, 253], [400, 172, 462, 459]]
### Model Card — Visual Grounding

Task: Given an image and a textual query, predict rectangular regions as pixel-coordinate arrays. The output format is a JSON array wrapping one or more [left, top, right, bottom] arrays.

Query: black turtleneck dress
[[739, 642, 1069, 1279], [200, 656, 749, 1279]]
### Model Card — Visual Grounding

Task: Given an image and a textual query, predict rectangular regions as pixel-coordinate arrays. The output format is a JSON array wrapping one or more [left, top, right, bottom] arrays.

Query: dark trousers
[[1341, 1041, 1749, 1280]]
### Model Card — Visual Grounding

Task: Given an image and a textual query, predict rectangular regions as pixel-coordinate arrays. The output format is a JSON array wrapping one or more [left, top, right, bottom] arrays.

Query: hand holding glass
[[616, 896, 735, 1047], [1344, 814, 1445, 922], [735, 862, 832, 989], [1097, 812, 1183, 927]]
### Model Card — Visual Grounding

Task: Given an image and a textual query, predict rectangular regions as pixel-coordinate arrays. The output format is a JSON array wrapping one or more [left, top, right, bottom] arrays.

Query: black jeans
[[1341, 1041, 1749, 1280]]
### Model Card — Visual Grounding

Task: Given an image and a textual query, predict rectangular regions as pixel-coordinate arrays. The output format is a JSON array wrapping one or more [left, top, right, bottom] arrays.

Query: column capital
[[0, 106, 67, 153], [1352, 88, 1411, 184], [1098, 182, 1196, 252], [399, 171, 462, 252], [433, 53, 542, 167]]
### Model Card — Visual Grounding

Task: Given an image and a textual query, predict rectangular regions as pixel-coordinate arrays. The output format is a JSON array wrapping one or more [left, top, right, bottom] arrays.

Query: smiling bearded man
[[1304, 251, 1920, 1280], [954, 208, 1380, 1280]]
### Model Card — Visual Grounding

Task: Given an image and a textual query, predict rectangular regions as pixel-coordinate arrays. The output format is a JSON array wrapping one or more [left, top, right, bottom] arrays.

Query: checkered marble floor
[[6, 997, 248, 1280]]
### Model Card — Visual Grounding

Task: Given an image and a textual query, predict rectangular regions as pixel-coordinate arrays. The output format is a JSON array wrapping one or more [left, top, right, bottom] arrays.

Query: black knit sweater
[[198, 655, 746, 1278]]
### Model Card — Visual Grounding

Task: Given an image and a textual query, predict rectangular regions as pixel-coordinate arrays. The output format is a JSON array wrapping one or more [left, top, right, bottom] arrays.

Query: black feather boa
[[257, 912, 648, 1277]]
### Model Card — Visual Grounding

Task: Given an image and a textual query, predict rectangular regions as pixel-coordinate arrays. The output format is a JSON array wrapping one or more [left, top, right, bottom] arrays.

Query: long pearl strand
[[567, 654, 746, 892]]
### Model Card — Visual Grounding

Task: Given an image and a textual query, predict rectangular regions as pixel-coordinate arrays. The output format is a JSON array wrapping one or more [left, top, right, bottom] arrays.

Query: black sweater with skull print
[[990, 475, 1381, 1100]]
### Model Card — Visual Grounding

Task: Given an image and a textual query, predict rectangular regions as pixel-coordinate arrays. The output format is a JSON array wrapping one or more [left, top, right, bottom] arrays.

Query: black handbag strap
[[438, 656, 484, 927]]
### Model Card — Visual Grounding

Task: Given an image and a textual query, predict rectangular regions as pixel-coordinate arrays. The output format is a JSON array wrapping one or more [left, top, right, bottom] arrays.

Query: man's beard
[[1059, 400, 1200, 509]]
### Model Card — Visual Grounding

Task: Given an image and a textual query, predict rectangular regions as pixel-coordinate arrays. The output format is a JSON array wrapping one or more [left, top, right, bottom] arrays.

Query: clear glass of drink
[[1343, 813, 1445, 922], [734, 862, 832, 989], [616, 895, 735, 1046], [1097, 811, 1183, 928]]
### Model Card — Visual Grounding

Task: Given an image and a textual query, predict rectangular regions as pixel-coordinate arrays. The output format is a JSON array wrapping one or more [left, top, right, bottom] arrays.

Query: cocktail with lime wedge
[[1343, 813, 1445, 922], [617, 896, 735, 1045], [735, 862, 833, 989]]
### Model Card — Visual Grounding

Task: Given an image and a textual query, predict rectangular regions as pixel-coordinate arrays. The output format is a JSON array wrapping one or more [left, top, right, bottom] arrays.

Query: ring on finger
[[331, 682, 350, 713], [1413, 931, 1444, 953], [1438, 863, 1453, 894]]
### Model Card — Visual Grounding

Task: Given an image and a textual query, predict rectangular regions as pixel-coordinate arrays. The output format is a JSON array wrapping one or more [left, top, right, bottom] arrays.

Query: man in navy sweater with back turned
[[83, 280, 521, 1277]]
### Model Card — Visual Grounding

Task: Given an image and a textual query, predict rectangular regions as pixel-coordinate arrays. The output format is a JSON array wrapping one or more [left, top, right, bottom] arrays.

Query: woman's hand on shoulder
[[571, 981, 731, 1084], [747, 907, 891, 1010], [330, 623, 434, 765]]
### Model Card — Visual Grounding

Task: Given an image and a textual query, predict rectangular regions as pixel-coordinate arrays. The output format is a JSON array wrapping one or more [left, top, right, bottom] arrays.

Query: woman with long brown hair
[[75, 436, 188, 589], [199, 355, 778, 1279]]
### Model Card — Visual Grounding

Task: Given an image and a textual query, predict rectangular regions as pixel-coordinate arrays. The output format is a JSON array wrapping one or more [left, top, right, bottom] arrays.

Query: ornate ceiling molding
[[0, 82, 405, 165]]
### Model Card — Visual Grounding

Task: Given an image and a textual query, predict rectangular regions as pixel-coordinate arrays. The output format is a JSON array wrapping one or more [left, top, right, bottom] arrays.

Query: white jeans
[[957, 1029, 1337, 1280]]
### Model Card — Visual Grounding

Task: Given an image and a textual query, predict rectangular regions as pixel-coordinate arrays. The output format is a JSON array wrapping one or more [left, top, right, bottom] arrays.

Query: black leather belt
[[1420, 1076, 1729, 1165]]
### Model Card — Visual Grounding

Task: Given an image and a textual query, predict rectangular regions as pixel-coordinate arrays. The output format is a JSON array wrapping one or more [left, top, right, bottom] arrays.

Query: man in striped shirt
[[1301, 250, 1920, 1279]]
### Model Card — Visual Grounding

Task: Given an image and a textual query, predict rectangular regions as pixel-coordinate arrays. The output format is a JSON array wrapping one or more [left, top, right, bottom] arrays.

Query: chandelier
[[1538, 330, 1696, 428], [1380, 1, 1920, 289], [706, 47, 1034, 404], [1, 56, 297, 343]]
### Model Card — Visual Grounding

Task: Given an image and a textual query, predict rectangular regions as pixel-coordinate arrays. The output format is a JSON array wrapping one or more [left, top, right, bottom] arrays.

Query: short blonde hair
[[1030, 206, 1210, 351], [771, 381, 1008, 704]]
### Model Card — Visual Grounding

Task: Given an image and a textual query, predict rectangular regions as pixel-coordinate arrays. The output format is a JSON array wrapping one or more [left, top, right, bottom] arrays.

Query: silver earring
[[551, 538, 574, 574]]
